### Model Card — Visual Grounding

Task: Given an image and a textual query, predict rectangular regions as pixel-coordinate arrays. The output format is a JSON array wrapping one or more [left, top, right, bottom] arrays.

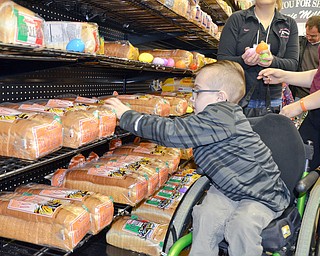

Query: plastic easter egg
[[256, 41, 269, 54], [175, 60, 187, 69], [260, 53, 269, 62], [152, 57, 165, 65], [166, 58, 175, 67], [246, 47, 256, 57], [162, 58, 168, 66], [66, 39, 85, 53], [139, 53, 154, 63]]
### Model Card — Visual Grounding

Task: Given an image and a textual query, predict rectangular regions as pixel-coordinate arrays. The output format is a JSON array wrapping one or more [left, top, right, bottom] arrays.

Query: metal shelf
[[0, 128, 131, 181], [0, 43, 194, 75]]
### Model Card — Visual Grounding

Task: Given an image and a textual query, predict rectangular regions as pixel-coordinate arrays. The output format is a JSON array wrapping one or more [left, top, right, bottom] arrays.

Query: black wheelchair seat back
[[248, 113, 306, 202], [248, 114, 307, 253]]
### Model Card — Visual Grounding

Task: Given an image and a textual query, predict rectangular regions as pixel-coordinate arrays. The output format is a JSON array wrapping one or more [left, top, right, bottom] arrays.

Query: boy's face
[[191, 70, 224, 114]]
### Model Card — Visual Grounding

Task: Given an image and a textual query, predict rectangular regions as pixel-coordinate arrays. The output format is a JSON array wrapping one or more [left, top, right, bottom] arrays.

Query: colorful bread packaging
[[0, 0, 45, 47], [0, 106, 63, 160], [106, 216, 168, 256], [132, 168, 200, 224], [15, 183, 114, 235], [0, 192, 91, 251]]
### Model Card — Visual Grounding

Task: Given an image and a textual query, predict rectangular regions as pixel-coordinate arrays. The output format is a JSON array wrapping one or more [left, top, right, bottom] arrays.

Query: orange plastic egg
[[175, 60, 187, 69], [256, 41, 269, 54]]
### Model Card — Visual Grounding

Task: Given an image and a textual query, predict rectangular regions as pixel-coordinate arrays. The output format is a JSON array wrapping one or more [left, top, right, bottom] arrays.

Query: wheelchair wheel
[[295, 179, 320, 256], [163, 176, 210, 253]]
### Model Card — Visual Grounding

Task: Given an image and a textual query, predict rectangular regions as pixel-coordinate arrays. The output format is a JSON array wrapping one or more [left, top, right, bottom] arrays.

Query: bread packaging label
[[122, 219, 159, 240], [8, 194, 63, 217]]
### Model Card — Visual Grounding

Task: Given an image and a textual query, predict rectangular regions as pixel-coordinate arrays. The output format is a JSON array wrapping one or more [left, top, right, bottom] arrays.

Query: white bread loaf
[[0, 107, 63, 160], [106, 216, 168, 256], [15, 183, 114, 235], [51, 166, 148, 206], [0, 0, 44, 46], [0, 192, 91, 251]]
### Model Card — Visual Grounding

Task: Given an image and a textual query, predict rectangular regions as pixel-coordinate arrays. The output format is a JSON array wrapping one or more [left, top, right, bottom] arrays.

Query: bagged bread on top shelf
[[0, 106, 63, 160], [0, 192, 91, 251], [100, 94, 171, 117], [103, 40, 139, 60], [106, 215, 168, 256], [44, 21, 100, 53], [0, 0, 45, 47], [15, 183, 114, 235]]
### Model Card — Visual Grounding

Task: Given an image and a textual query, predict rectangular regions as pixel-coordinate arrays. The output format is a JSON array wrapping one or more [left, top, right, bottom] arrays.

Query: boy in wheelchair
[[105, 60, 291, 256]]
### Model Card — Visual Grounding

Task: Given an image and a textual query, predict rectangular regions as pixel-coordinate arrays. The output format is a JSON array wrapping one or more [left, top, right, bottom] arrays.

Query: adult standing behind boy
[[217, 0, 299, 116], [105, 60, 290, 256], [291, 16, 320, 99]]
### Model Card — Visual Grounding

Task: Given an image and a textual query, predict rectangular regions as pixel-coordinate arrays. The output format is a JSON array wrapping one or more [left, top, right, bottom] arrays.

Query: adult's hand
[[280, 101, 302, 118], [242, 47, 260, 66], [257, 68, 287, 84]]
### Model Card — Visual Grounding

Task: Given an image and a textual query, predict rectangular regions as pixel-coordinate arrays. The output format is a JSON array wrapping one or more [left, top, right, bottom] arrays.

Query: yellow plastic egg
[[139, 53, 154, 63]]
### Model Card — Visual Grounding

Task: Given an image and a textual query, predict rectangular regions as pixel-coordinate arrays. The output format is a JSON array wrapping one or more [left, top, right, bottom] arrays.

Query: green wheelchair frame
[[167, 171, 320, 256]]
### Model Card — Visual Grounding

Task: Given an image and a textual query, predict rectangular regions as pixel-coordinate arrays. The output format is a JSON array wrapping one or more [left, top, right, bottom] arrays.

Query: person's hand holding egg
[[242, 46, 260, 66], [256, 41, 273, 67]]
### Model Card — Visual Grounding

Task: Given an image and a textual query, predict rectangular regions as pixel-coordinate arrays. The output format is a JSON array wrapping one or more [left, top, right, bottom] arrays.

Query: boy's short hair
[[196, 60, 246, 104]]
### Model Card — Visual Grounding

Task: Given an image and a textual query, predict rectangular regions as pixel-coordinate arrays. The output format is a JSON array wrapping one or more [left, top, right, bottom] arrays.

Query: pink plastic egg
[[166, 58, 175, 67]]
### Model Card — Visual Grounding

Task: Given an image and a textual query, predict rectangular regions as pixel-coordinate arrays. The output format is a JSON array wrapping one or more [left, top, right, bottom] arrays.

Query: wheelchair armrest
[[295, 170, 320, 194]]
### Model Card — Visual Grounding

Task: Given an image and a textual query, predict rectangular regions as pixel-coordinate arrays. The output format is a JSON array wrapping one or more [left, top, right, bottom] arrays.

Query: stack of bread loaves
[[0, 192, 91, 251], [15, 183, 114, 235]]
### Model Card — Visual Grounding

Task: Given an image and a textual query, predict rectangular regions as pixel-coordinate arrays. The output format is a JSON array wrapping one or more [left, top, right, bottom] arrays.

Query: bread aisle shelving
[[0, 0, 241, 255]]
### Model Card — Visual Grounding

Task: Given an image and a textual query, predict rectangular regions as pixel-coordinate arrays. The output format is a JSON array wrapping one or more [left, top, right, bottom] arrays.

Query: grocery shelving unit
[[0, 0, 236, 255]]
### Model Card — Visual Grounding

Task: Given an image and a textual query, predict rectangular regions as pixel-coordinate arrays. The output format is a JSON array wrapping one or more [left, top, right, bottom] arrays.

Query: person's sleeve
[[270, 19, 299, 71], [217, 13, 250, 70], [119, 106, 236, 149]]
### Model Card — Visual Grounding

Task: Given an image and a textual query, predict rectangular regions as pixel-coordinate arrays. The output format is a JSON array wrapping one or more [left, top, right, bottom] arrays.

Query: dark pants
[[299, 109, 320, 170]]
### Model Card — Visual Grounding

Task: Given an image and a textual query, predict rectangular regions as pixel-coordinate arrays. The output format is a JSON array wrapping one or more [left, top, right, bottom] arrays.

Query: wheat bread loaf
[[106, 216, 168, 255]]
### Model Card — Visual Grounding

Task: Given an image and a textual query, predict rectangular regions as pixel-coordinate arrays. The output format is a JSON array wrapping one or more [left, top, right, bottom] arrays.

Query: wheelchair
[[163, 113, 319, 256]]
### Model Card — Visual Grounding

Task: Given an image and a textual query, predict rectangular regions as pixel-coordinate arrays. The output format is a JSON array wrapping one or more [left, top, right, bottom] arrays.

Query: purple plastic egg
[[152, 57, 165, 65]]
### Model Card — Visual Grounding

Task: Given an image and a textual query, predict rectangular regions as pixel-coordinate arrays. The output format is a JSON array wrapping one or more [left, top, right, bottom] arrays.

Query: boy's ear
[[218, 91, 228, 102]]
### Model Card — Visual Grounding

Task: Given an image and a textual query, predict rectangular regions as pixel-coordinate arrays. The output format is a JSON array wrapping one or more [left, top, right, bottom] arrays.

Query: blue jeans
[[247, 98, 282, 108]]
